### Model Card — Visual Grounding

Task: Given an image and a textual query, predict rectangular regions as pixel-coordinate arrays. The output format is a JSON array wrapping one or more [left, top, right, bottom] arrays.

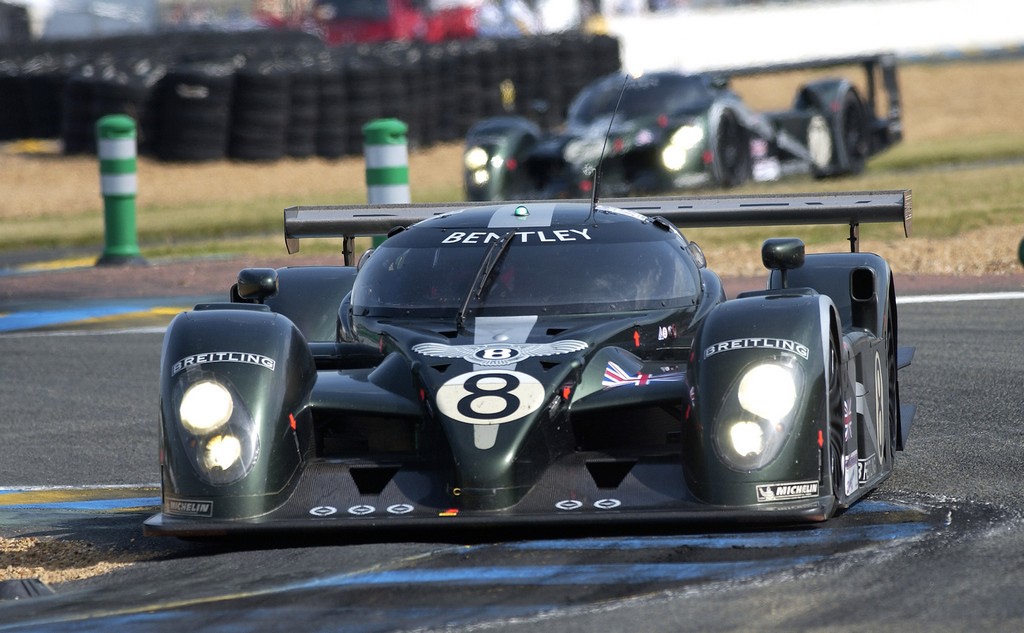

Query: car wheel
[[884, 298, 899, 463], [715, 112, 751, 187], [826, 336, 845, 504], [837, 92, 867, 175], [807, 114, 833, 172]]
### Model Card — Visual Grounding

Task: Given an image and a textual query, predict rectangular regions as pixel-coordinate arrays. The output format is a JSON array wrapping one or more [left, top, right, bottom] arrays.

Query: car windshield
[[567, 73, 713, 126], [352, 225, 701, 317]]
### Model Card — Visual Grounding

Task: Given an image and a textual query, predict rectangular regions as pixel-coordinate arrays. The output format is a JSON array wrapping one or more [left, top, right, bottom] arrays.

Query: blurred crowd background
[[2, 0, 1016, 164], [0, 0, 843, 45]]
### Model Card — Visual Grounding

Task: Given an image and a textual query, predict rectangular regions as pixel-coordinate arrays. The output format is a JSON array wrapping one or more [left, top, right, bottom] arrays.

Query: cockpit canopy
[[351, 204, 702, 318], [567, 72, 719, 128]]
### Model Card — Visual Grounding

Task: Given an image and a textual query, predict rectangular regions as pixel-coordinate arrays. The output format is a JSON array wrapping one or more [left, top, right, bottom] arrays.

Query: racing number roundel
[[436, 370, 545, 425]]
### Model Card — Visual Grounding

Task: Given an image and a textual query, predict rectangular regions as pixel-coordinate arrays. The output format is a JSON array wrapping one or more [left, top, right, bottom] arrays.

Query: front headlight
[[180, 380, 233, 434], [737, 363, 797, 422], [727, 420, 765, 457], [464, 146, 489, 170], [715, 360, 803, 471], [175, 377, 259, 486], [203, 434, 243, 471]]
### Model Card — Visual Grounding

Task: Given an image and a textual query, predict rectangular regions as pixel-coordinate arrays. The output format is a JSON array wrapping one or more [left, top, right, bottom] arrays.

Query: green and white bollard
[[96, 114, 146, 266], [363, 118, 410, 247]]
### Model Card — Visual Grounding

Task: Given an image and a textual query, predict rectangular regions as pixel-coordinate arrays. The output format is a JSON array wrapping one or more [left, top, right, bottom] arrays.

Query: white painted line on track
[[898, 291, 1024, 305], [0, 484, 160, 492]]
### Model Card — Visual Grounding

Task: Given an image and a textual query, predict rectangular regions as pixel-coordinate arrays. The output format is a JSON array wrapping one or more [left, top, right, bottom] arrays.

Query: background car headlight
[[179, 380, 233, 434], [670, 124, 704, 149], [661, 124, 704, 171], [464, 146, 489, 170], [471, 169, 490, 186]]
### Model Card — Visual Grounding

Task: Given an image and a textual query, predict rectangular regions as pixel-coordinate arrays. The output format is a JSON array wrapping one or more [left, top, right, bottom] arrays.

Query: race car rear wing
[[716, 53, 903, 151], [284, 190, 911, 264]]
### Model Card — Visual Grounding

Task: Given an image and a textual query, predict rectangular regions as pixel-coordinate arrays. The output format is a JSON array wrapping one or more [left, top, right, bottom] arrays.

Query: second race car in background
[[463, 54, 902, 201]]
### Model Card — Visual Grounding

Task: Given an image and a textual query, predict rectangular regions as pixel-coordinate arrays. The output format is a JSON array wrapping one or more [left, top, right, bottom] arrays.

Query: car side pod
[[684, 287, 836, 513], [157, 305, 316, 521]]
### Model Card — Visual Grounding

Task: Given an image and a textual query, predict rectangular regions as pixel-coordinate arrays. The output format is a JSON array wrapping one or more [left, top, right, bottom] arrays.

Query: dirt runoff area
[[1, 536, 141, 586]]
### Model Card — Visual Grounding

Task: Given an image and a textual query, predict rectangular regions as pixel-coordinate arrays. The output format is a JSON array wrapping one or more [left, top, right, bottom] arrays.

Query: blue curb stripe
[[0, 304, 168, 332], [502, 522, 931, 552], [1, 497, 161, 511], [291, 556, 826, 591]]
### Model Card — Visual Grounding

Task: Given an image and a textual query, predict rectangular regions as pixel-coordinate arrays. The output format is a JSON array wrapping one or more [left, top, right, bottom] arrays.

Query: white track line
[[897, 291, 1024, 304]]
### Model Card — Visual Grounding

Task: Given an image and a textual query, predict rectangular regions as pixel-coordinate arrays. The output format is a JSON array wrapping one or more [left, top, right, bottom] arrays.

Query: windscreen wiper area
[[456, 229, 516, 331]]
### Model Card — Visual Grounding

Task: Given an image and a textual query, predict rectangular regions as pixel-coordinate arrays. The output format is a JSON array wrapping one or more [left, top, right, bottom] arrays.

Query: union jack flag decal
[[602, 361, 685, 388]]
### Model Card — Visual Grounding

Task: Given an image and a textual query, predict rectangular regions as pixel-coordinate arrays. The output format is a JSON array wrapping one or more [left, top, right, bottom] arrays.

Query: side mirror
[[761, 238, 805, 288], [357, 248, 374, 271], [687, 241, 707, 269], [235, 268, 279, 303]]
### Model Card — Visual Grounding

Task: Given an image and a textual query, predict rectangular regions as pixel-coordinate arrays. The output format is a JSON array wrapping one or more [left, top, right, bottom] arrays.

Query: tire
[[807, 114, 834, 175], [826, 335, 846, 506], [155, 62, 235, 162], [287, 68, 318, 159], [715, 112, 751, 188], [61, 71, 97, 155], [884, 291, 899, 461], [316, 62, 348, 159], [229, 63, 291, 162], [835, 91, 867, 175]]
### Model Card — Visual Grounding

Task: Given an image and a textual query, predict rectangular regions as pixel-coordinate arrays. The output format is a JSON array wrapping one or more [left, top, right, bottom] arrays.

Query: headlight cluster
[[177, 379, 259, 485], [464, 146, 499, 187], [661, 124, 704, 171], [715, 360, 803, 471]]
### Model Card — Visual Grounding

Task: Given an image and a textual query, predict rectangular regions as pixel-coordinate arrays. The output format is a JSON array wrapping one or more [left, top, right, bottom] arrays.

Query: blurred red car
[[308, 0, 477, 45]]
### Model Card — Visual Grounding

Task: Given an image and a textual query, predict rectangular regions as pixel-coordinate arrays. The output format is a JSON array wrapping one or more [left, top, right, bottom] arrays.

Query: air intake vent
[[585, 460, 636, 489], [350, 466, 399, 495]]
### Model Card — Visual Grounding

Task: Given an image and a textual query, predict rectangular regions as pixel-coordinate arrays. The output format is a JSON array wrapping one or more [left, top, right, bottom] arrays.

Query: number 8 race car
[[144, 190, 915, 537]]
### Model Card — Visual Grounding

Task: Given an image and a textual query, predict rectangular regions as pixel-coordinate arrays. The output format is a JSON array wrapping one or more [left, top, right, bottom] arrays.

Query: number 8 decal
[[436, 370, 546, 425]]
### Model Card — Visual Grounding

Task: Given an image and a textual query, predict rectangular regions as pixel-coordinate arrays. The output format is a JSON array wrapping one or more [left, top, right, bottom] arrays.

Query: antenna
[[590, 73, 632, 212]]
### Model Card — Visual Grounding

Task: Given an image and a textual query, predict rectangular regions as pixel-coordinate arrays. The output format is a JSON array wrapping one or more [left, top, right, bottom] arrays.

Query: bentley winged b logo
[[412, 340, 589, 367]]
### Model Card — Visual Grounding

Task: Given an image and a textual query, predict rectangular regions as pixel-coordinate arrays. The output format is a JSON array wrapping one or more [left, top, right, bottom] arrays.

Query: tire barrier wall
[[0, 2, 30, 46], [0, 30, 621, 162]]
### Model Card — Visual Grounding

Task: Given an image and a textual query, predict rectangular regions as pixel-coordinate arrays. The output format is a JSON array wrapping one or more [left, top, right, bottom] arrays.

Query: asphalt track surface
[[1, 271, 1024, 632]]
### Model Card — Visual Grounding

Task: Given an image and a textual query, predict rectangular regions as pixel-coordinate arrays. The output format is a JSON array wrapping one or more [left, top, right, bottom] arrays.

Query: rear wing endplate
[[284, 190, 911, 263]]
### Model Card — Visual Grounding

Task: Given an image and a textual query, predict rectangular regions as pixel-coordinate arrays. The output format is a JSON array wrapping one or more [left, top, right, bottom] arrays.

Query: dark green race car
[[145, 189, 915, 537], [463, 54, 902, 201]]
